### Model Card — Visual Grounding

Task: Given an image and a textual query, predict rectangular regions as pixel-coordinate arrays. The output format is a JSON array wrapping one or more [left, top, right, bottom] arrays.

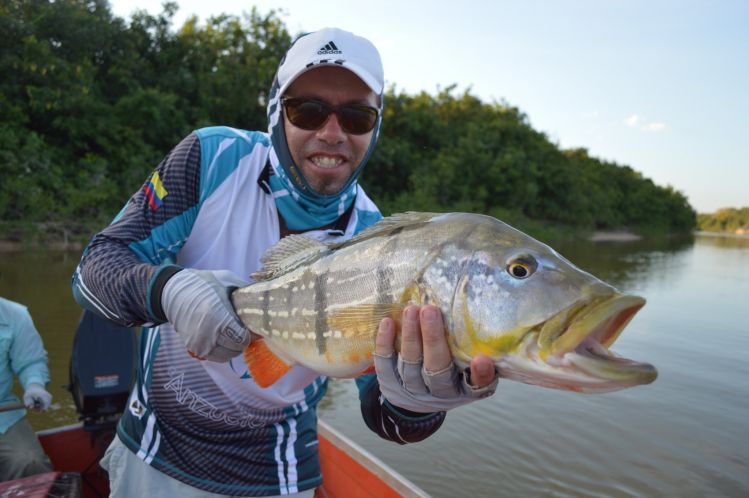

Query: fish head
[[446, 215, 657, 393]]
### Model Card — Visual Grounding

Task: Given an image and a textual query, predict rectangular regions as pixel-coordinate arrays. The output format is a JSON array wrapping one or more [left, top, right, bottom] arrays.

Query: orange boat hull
[[36, 420, 426, 498]]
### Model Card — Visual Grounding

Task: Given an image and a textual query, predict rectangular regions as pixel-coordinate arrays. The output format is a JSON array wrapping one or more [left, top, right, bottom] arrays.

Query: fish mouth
[[502, 294, 657, 393]]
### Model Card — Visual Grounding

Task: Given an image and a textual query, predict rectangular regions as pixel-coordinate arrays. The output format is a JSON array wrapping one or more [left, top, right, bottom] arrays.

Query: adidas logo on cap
[[317, 41, 342, 55]]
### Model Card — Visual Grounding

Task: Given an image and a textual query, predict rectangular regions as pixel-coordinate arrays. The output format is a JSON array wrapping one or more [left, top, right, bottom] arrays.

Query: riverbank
[[0, 221, 94, 252], [0, 240, 84, 252], [588, 231, 643, 242], [0, 230, 665, 251], [0, 221, 690, 251]]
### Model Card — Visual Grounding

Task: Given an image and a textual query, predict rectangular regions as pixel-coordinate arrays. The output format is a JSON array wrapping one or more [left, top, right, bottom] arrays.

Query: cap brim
[[278, 60, 383, 99]]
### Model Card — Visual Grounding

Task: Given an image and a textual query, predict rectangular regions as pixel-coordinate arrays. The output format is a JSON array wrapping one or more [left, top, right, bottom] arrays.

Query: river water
[[1, 233, 747, 497]]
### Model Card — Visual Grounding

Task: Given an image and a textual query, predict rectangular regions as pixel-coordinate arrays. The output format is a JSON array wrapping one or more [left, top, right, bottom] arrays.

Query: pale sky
[[109, 0, 748, 213]]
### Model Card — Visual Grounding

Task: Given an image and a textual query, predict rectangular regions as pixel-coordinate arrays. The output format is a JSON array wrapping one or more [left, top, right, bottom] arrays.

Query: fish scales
[[236, 223, 459, 374], [232, 212, 657, 393]]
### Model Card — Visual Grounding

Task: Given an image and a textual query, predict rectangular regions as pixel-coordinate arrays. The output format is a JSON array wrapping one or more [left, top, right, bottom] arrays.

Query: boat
[[0, 310, 429, 497], [10, 419, 427, 498]]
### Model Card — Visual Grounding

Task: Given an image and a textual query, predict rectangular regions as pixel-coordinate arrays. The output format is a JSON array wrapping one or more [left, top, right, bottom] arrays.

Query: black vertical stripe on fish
[[314, 271, 328, 355], [375, 265, 394, 304], [285, 280, 295, 310], [375, 264, 395, 329], [375, 225, 402, 304]]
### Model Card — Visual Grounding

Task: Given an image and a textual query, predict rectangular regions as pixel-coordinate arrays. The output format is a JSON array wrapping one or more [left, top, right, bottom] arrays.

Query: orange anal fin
[[243, 339, 292, 388], [357, 364, 376, 376]]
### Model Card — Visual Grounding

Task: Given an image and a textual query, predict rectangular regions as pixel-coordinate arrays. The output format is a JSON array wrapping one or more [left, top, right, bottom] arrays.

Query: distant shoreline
[[0, 240, 84, 252], [5, 229, 733, 252], [694, 230, 749, 239], [2, 232, 647, 250], [587, 231, 643, 242]]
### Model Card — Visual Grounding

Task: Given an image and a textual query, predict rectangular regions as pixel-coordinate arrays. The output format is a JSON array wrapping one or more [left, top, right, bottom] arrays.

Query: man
[[72, 28, 498, 497], [0, 297, 53, 481]]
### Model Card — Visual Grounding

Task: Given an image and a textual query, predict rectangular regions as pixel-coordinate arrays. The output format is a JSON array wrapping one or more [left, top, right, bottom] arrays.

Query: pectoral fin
[[244, 339, 292, 388]]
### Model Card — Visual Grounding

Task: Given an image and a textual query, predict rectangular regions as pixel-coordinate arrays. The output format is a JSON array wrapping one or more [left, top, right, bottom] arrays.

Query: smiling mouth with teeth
[[310, 155, 344, 169]]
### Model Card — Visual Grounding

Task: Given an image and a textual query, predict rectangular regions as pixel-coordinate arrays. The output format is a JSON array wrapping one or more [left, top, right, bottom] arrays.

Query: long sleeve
[[9, 305, 49, 390], [356, 373, 445, 444], [72, 133, 202, 327]]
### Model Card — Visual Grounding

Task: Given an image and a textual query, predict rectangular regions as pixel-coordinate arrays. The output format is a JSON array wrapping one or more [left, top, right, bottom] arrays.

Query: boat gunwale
[[318, 419, 431, 498]]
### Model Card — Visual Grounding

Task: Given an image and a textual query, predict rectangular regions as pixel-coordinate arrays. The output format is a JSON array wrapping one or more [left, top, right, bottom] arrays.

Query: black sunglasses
[[282, 97, 379, 135]]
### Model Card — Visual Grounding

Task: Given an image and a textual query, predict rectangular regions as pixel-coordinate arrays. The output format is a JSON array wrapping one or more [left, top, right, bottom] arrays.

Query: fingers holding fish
[[374, 315, 396, 357], [398, 304, 456, 396], [396, 307, 430, 395], [419, 305, 453, 374], [469, 355, 498, 389], [399, 306, 425, 363], [373, 304, 499, 412]]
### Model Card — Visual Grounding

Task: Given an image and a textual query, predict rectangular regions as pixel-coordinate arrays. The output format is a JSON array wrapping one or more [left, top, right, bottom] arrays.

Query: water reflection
[[0, 251, 83, 429], [554, 234, 695, 291], [694, 232, 749, 250]]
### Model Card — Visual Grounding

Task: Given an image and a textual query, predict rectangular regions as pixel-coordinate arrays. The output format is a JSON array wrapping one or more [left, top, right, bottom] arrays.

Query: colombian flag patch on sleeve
[[143, 171, 168, 210]]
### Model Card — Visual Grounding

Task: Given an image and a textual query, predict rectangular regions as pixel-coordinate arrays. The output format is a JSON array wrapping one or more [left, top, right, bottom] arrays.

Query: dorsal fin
[[331, 212, 442, 250], [252, 235, 331, 281]]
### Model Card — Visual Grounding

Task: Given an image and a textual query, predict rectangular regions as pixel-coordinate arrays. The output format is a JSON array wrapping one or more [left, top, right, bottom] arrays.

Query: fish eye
[[506, 255, 537, 279]]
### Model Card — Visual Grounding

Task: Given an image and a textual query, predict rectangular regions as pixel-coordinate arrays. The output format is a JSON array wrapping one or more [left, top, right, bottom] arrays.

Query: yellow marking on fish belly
[[399, 283, 423, 304], [459, 289, 525, 356]]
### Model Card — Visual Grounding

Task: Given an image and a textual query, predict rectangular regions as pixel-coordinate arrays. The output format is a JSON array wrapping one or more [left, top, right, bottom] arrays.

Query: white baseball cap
[[276, 27, 384, 97]]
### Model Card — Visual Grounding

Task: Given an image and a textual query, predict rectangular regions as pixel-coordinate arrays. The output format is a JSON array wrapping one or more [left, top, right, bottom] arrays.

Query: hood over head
[[266, 28, 384, 230]]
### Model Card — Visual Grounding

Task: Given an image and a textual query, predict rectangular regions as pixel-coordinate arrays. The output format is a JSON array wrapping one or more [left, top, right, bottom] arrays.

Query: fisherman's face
[[283, 66, 378, 196]]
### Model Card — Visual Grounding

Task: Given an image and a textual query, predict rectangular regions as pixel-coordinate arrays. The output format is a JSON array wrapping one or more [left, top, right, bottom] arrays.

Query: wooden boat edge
[[317, 419, 431, 498]]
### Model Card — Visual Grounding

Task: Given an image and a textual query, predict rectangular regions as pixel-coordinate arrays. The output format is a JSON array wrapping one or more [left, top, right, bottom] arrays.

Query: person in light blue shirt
[[0, 297, 53, 481]]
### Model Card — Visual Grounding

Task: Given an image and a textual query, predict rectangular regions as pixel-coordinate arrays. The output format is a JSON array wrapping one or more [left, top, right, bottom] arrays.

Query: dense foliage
[[0, 0, 696, 241], [697, 208, 749, 233]]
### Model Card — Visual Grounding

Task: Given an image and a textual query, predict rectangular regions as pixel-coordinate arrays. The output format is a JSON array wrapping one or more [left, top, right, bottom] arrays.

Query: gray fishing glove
[[161, 269, 250, 362], [23, 383, 52, 412], [374, 355, 499, 413]]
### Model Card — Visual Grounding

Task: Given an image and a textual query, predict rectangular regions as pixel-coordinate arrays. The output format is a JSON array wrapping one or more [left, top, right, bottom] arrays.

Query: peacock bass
[[231, 212, 657, 393]]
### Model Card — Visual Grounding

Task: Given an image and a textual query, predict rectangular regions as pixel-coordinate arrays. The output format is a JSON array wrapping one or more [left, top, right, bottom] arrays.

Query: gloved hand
[[374, 305, 499, 413], [161, 269, 250, 362], [23, 383, 52, 412]]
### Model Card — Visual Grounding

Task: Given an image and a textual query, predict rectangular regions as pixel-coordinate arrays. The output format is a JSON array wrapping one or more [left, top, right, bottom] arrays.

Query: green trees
[[1, 0, 288, 234], [0, 0, 695, 240], [697, 208, 749, 233]]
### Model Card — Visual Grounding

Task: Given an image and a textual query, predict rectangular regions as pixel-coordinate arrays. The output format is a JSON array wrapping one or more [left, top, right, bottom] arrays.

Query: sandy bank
[[588, 231, 643, 242]]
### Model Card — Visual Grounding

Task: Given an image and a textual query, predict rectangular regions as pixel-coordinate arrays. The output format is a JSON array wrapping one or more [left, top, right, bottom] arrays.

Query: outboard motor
[[68, 310, 137, 430]]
